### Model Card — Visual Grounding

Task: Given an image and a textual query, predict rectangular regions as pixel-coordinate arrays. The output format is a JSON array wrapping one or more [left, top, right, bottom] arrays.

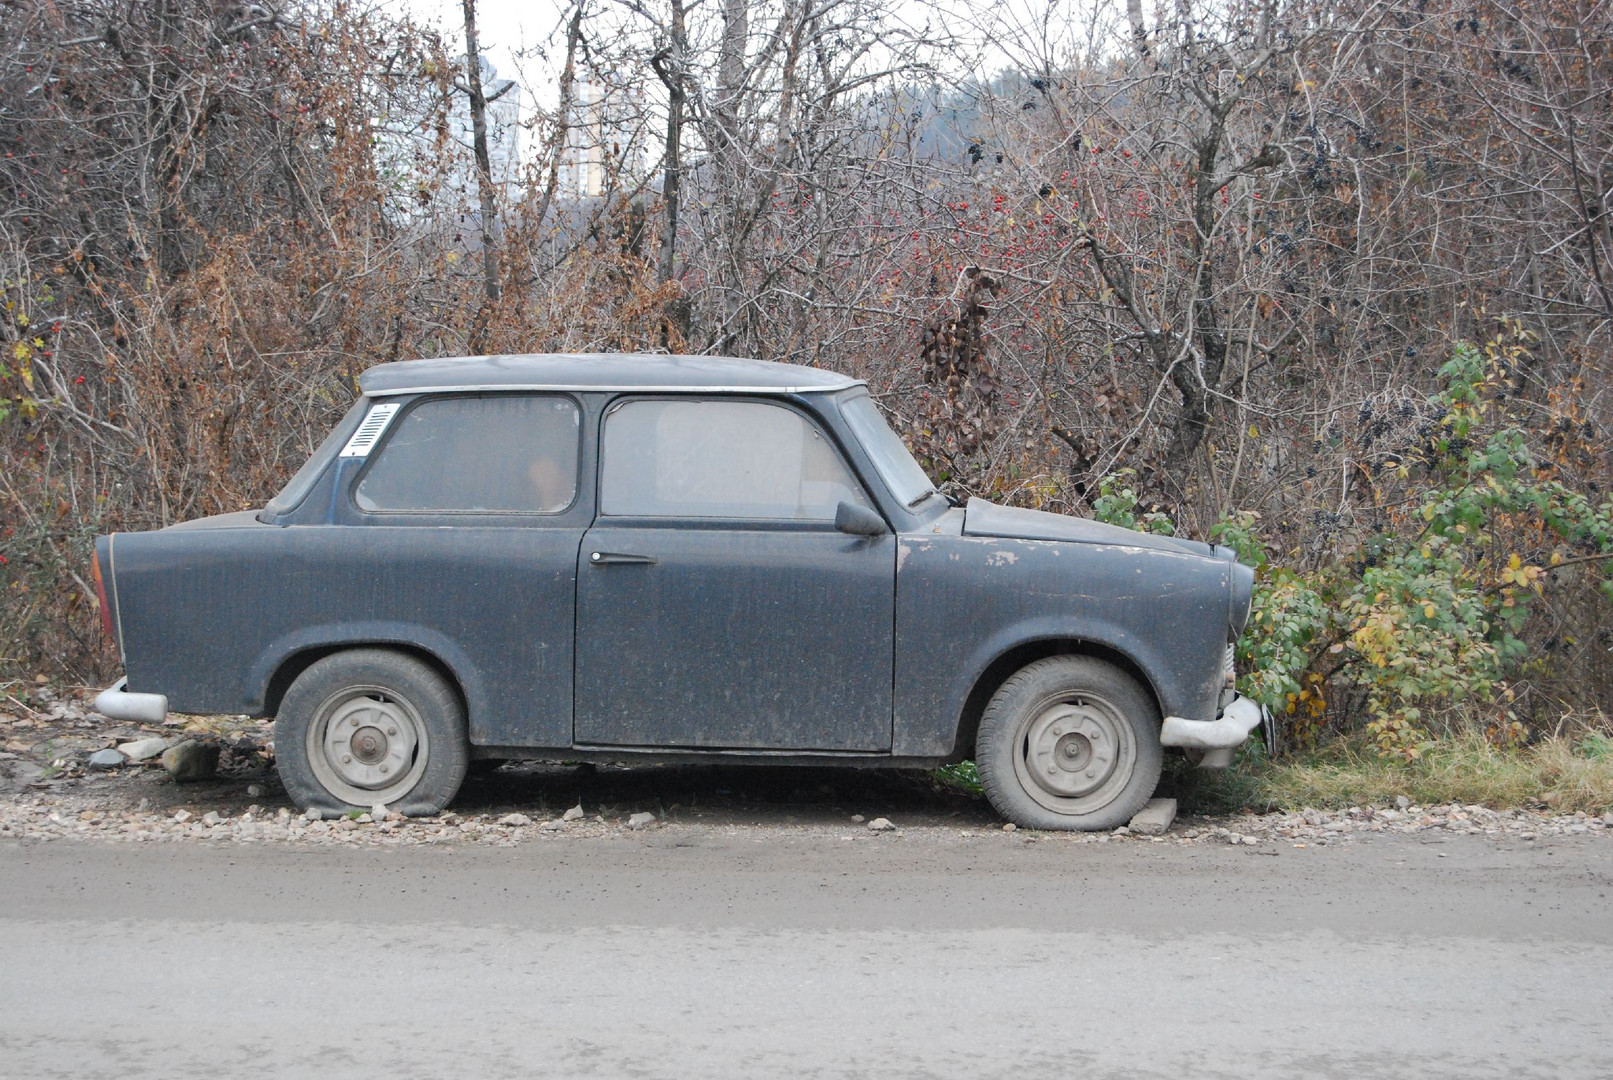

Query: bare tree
[[461, 0, 503, 353]]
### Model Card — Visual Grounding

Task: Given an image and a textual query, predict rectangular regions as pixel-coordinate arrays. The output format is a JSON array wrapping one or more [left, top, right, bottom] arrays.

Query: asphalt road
[[2, 831, 1610, 1080]]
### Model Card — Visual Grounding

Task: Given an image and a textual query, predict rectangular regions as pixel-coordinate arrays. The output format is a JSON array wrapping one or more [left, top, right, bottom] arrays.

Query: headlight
[[1229, 560, 1255, 641]]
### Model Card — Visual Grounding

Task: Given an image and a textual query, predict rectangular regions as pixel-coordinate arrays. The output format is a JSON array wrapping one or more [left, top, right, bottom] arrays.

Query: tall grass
[[1177, 735, 1613, 816]]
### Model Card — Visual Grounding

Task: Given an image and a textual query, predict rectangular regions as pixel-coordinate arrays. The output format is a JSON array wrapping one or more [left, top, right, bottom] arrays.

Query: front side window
[[355, 395, 580, 513], [600, 399, 869, 520]]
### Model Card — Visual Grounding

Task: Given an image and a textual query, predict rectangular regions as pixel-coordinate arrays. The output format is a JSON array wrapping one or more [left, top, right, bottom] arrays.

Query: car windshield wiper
[[906, 488, 944, 509]]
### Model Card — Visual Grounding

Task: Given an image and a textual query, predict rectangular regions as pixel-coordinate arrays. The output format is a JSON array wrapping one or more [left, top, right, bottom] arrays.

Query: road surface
[[2, 830, 1609, 1079]]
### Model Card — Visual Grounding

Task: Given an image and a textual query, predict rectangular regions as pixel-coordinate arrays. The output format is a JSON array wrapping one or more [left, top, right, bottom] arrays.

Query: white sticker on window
[[339, 402, 401, 458]]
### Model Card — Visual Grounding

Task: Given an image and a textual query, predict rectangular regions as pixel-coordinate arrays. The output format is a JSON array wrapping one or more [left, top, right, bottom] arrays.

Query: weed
[[932, 760, 982, 796]]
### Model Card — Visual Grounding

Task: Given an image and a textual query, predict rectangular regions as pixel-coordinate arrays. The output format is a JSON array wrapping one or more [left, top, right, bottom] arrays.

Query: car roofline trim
[[362, 380, 864, 396]]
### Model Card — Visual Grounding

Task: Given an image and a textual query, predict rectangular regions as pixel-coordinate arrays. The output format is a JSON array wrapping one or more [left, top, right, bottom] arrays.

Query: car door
[[573, 397, 895, 751], [330, 392, 589, 749]]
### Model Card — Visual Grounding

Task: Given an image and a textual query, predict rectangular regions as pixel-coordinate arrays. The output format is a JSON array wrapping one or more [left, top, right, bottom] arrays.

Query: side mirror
[[835, 501, 887, 537]]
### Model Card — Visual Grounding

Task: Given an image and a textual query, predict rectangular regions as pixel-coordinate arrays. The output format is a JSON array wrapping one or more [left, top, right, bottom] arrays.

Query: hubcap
[[1013, 694, 1137, 815], [318, 695, 419, 791]]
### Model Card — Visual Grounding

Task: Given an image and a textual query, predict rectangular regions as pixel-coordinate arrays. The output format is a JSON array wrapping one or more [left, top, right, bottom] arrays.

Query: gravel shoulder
[[4, 685, 1612, 850]]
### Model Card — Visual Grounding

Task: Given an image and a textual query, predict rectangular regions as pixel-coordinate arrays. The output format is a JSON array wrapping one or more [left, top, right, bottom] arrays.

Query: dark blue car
[[91, 353, 1263, 829]]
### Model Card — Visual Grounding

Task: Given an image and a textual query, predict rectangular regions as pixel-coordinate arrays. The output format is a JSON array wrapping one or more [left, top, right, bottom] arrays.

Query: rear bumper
[[93, 677, 169, 725], [1159, 693, 1267, 762]]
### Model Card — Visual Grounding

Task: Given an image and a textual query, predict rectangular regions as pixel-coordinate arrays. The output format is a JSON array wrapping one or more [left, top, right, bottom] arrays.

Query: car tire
[[275, 649, 468, 817], [976, 656, 1162, 831]]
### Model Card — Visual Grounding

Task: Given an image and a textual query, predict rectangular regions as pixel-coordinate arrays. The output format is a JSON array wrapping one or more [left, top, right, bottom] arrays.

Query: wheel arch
[[260, 639, 470, 723], [950, 638, 1164, 761]]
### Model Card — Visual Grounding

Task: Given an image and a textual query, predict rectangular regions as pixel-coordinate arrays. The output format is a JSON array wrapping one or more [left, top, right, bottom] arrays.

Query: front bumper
[[1159, 693, 1268, 767], [93, 677, 169, 725]]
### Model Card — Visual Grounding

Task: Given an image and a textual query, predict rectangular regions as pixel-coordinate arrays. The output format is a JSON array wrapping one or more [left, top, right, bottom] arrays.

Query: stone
[[172, 810, 192, 823], [303, 806, 323, 822], [0, 758, 45, 793], [562, 804, 585, 821], [201, 811, 224, 826], [1128, 798, 1178, 836], [87, 748, 126, 769], [1395, 795, 1411, 809], [247, 785, 265, 798], [499, 813, 533, 827], [160, 741, 219, 783], [627, 812, 656, 830], [372, 804, 392, 823], [117, 737, 171, 763], [850, 814, 866, 823], [867, 817, 896, 832], [1112, 825, 1130, 836], [539, 819, 564, 831], [1002, 822, 1017, 832], [355, 813, 373, 824]]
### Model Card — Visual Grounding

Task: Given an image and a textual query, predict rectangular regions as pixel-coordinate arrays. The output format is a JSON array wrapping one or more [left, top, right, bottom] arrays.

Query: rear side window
[[600, 399, 869, 519], [355, 395, 580, 513]]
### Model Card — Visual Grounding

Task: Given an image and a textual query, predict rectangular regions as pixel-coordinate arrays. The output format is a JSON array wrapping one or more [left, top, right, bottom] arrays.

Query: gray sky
[[393, 0, 570, 91]]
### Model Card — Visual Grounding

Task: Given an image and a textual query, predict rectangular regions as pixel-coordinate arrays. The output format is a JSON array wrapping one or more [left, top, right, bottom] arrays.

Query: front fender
[[893, 531, 1230, 757]]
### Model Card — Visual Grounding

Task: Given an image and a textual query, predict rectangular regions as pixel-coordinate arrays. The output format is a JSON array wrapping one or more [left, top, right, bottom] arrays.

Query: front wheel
[[976, 656, 1162, 831], [275, 649, 469, 817]]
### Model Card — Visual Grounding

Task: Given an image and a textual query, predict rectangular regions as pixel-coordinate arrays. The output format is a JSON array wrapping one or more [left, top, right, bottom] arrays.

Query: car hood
[[962, 498, 1217, 558]]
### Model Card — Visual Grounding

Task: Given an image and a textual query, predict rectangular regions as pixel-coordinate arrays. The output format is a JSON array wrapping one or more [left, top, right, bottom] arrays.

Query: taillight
[[91, 545, 114, 640]]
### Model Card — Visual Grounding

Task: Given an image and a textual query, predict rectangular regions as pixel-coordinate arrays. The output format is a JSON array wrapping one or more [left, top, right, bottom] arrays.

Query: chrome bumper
[[1159, 693, 1268, 767], [93, 677, 169, 725]]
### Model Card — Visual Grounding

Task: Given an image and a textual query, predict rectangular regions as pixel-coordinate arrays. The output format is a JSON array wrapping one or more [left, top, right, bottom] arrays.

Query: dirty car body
[[93, 354, 1263, 828]]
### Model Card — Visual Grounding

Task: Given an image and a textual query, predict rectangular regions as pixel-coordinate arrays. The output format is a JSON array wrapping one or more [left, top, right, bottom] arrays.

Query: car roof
[[358, 353, 864, 396]]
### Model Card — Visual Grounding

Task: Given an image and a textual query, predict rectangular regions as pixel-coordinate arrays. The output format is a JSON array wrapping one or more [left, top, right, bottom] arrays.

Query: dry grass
[[1177, 734, 1613, 815]]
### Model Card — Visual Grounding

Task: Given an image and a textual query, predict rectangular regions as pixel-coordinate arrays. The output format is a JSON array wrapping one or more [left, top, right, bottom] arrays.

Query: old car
[[90, 353, 1265, 830]]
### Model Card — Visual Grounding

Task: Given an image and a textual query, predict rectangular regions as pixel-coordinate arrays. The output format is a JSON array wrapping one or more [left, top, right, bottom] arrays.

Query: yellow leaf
[[1248, 424, 1260, 438], [1507, 553, 1521, 570], [1423, 604, 1436, 618]]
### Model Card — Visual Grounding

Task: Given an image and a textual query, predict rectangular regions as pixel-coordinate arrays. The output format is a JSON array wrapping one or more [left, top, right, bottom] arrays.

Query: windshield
[[840, 392, 938, 508], [260, 397, 366, 520]]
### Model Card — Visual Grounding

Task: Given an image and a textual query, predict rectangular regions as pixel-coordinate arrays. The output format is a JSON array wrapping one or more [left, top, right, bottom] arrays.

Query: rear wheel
[[976, 656, 1162, 831], [275, 649, 468, 817]]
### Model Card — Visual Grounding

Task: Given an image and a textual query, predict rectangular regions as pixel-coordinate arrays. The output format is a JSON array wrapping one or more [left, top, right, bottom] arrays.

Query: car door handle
[[589, 551, 657, 566]]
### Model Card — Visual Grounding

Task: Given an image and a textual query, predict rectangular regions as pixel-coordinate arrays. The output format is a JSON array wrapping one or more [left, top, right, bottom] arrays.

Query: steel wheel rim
[[306, 685, 429, 807], [1011, 690, 1137, 816]]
